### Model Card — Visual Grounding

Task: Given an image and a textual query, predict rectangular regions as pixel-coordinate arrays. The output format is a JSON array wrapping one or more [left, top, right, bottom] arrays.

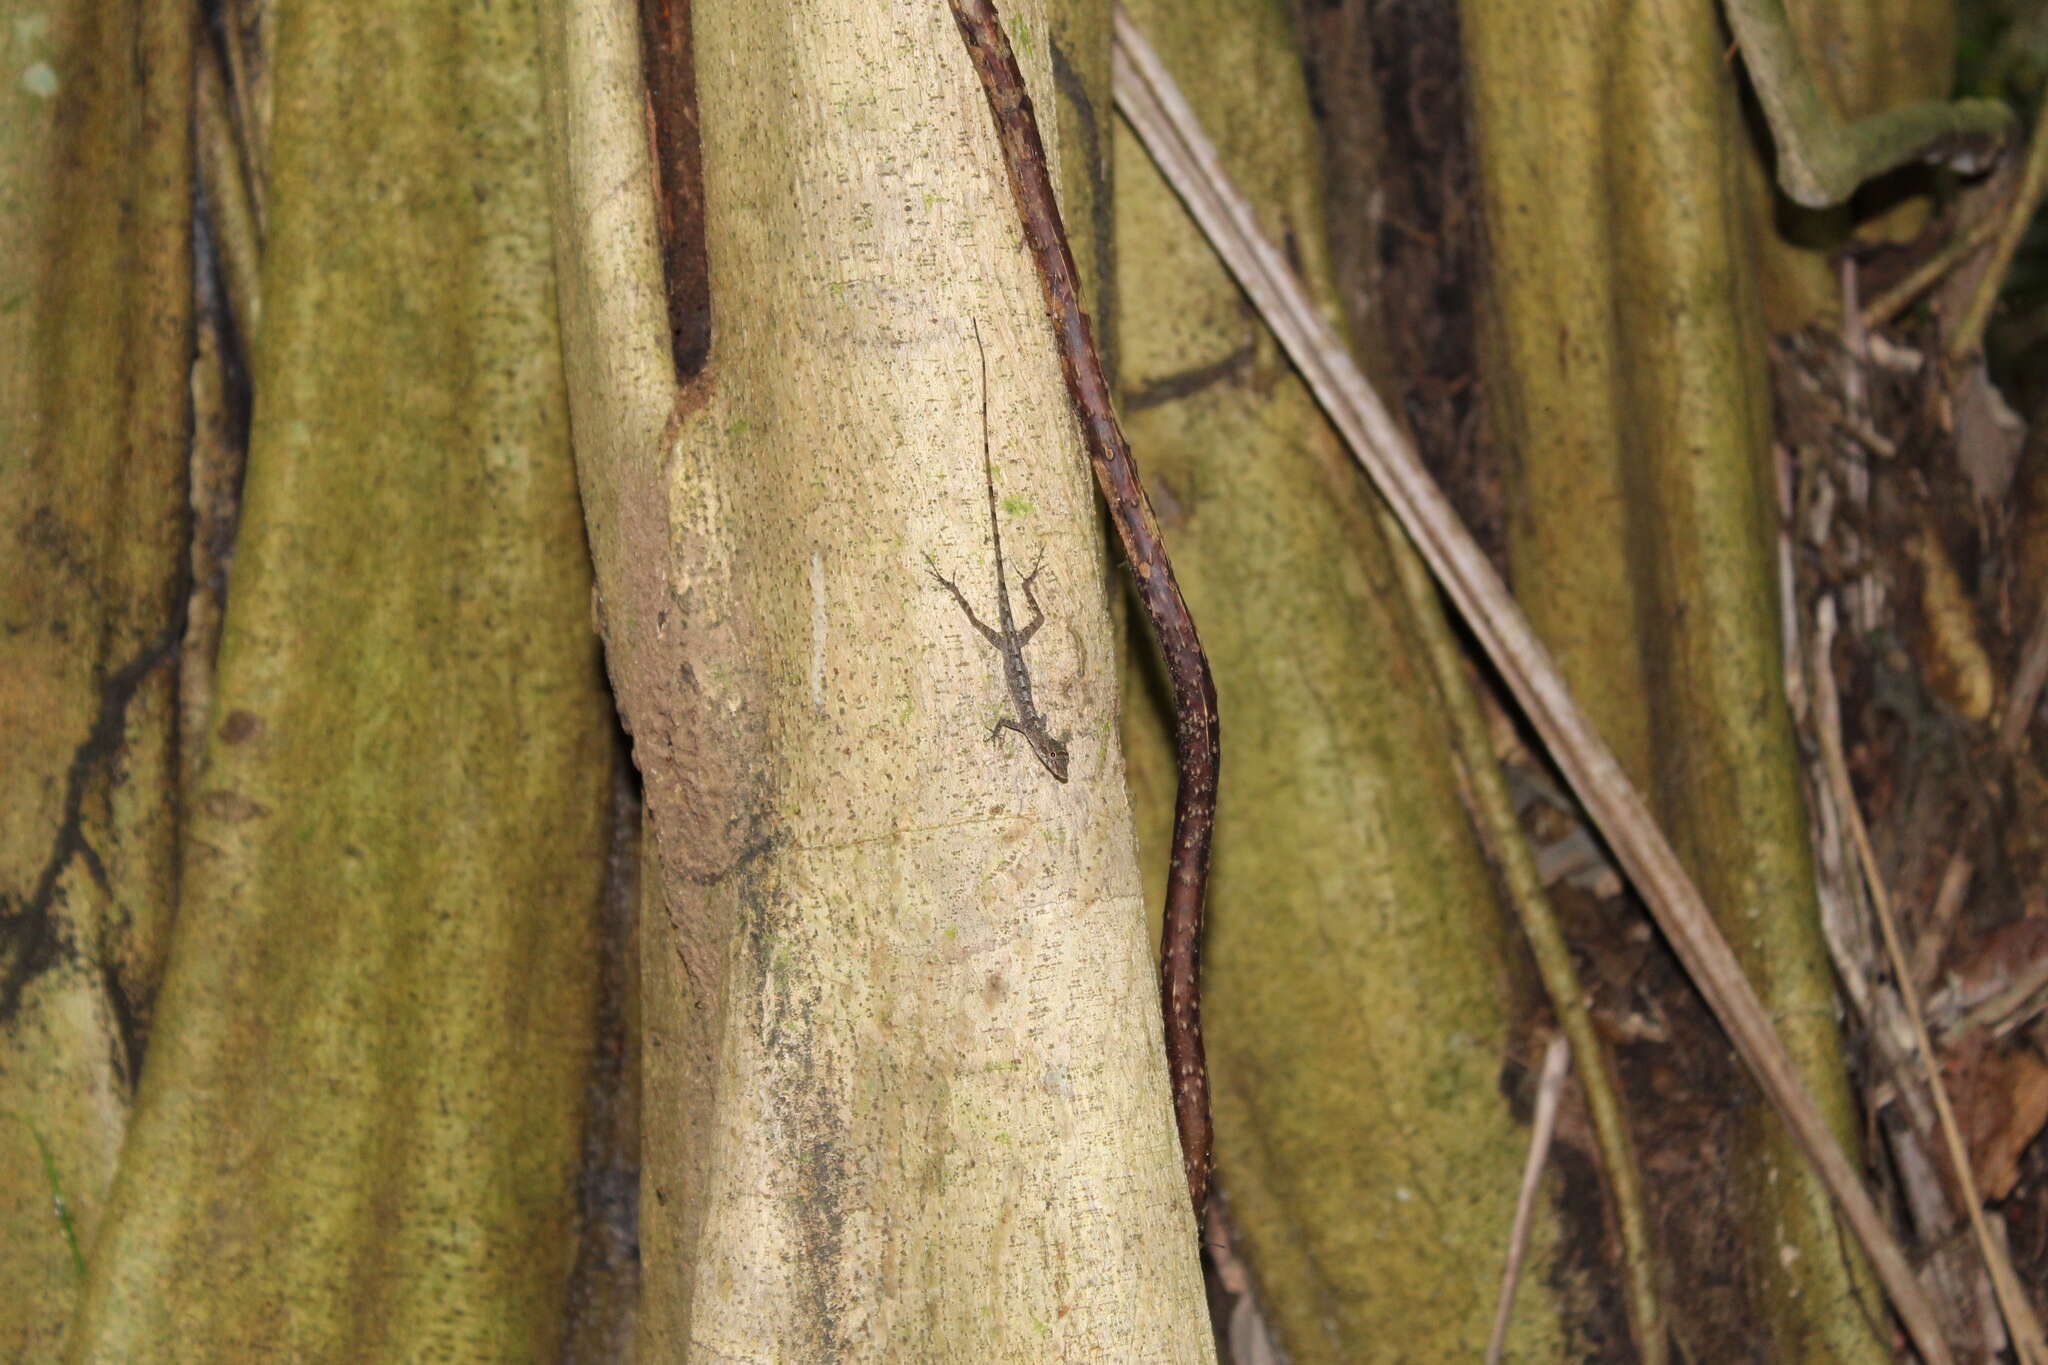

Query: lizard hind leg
[[1015, 550, 1049, 645]]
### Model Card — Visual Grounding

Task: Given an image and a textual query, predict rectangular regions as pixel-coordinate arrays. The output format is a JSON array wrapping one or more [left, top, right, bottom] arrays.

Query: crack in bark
[[1121, 340, 1257, 412], [0, 606, 185, 1027]]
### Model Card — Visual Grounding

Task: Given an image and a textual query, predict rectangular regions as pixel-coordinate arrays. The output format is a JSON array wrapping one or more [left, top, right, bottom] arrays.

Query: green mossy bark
[[1117, 2, 1584, 1358], [1745, 0, 1967, 329], [0, 1, 192, 1355], [61, 0, 614, 1358], [1465, 0, 1884, 1356]]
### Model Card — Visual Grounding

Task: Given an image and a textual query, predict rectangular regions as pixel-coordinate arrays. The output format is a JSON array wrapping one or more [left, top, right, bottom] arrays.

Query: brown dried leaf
[[1949, 1039, 2048, 1201], [1954, 359, 2026, 508]]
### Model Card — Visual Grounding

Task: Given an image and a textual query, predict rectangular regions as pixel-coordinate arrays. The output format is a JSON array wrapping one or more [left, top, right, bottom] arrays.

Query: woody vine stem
[[947, 0, 1221, 1221]]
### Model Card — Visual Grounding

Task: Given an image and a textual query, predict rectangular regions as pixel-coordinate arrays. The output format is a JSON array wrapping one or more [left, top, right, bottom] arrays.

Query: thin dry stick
[[1842, 256, 1869, 415], [1110, 12, 1953, 1360], [1862, 212, 2003, 332], [1812, 599, 2048, 1363], [1487, 1034, 1571, 1365], [1999, 589, 2048, 752], [1387, 508, 1664, 1364], [1953, 93, 2048, 360], [1914, 851, 1977, 988], [1951, 955, 2048, 1043]]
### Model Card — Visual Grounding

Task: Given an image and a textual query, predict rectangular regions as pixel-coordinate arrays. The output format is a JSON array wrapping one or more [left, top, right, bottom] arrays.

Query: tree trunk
[[7, 0, 2030, 1357], [56, 0, 618, 1355], [1464, 0, 1884, 1356], [539, 0, 1214, 1355]]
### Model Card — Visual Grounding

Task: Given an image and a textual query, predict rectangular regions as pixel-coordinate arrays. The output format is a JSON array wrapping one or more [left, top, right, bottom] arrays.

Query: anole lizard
[[927, 320, 1071, 783]]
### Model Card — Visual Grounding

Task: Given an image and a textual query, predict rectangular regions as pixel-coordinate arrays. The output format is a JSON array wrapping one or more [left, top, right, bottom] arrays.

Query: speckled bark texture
[[539, 0, 1214, 1357], [1114, 0, 1581, 1358], [59, 0, 616, 1356]]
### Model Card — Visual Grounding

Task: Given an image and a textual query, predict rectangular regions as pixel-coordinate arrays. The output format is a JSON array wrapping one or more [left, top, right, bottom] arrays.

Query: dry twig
[[1485, 1035, 1571, 1365]]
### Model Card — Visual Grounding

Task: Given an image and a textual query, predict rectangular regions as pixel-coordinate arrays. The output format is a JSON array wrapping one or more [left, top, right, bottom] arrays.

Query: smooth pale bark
[[0, 1, 191, 1355], [63, 0, 614, 1357], [1464, 0, 1883, 1357], [540, 0, 1212, 1357], [1115, 2, 1580, 1359]]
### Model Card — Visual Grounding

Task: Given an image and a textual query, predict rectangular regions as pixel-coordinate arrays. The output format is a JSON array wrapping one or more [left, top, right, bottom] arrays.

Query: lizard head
[[1030, 730, 1070, 783]]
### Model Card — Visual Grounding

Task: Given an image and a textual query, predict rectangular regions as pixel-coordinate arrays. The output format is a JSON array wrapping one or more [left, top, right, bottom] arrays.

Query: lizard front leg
[[925, 554, 1005, 648]]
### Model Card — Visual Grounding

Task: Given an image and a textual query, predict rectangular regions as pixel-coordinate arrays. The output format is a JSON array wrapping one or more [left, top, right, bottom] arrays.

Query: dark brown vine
[[948, 0, 1221, 1222]]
